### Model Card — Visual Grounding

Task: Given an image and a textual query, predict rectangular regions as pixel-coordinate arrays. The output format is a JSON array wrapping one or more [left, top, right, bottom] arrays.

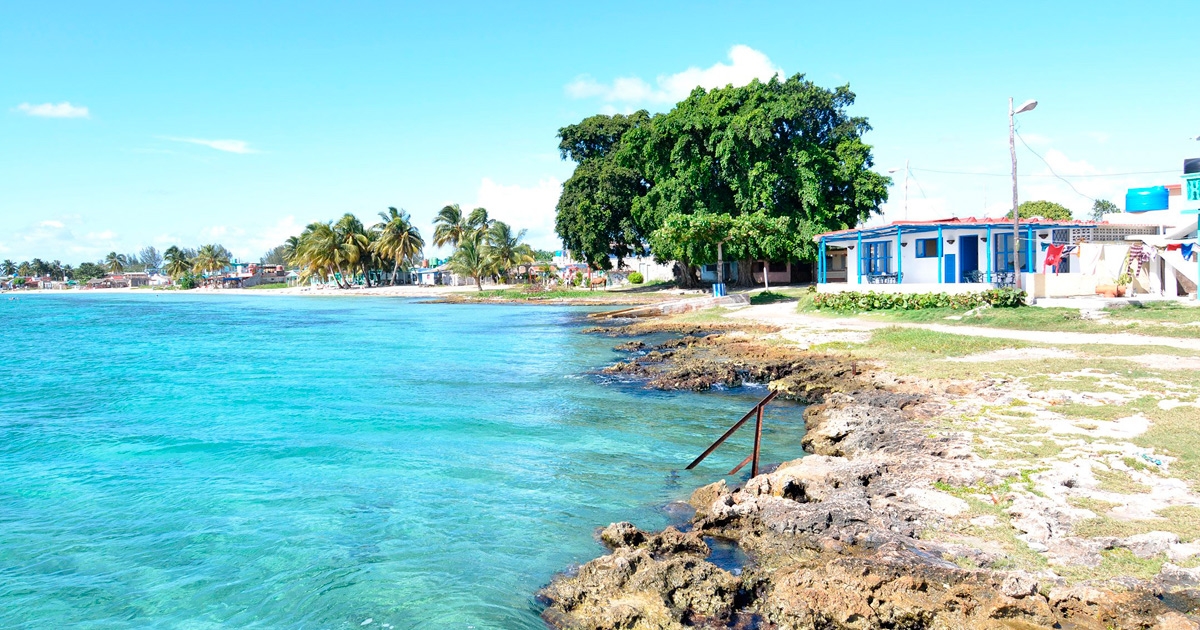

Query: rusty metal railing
[[685, 390, 779, 477]]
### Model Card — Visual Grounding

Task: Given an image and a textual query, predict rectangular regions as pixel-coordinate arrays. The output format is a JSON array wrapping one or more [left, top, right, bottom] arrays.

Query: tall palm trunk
[[392, 260, 400, 285]]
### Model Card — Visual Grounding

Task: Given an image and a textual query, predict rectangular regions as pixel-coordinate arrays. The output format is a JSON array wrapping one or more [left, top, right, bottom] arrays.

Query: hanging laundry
[[1183, 243, 1196, 262], [1079, 243, 1104, 275], [1166, 243, 1182, 252], [1044, 244, 1065, 274]]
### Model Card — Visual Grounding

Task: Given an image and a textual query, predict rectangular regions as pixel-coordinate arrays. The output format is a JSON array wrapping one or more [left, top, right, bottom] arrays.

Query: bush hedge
[[813, 288, 1026, 311], [627, 271, 644, 284]]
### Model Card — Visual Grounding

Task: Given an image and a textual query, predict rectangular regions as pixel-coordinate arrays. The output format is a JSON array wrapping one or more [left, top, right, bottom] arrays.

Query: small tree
[[1013, 200, 1073, 221], [1090, 199, 1120, 221]]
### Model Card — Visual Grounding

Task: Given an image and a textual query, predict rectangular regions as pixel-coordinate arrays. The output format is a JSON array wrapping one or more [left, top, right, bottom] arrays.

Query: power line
[[911, 167, 1177, 179], [1014, 129, 1096, 202]]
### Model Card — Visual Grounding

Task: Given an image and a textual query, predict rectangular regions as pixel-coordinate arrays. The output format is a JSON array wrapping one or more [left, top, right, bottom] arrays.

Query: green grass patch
[[246, 282, 288, 290], [1072, 506, 1200, 543], [861, 304, 1200, 338], [1094, 467, 1152, 494], [473, 287, 596, 300], [1105, 302, 1200, 324], [1057, 548, 1165, 582], [750, 290, 799, 305], [1136, 405, 1200, 487]]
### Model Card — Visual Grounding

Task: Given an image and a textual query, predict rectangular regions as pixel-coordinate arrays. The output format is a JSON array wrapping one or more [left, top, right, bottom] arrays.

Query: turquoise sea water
[[0, 294, 805, 629]]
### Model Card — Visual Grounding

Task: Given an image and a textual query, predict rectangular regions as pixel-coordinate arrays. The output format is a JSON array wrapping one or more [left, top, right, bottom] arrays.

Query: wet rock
[[544, 325, 1200, 629]]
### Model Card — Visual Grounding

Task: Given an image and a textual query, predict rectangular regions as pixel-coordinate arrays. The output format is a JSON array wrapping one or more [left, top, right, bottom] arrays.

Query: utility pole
[[1009, 97, 1038, 290], [903, 159, 910, 221]]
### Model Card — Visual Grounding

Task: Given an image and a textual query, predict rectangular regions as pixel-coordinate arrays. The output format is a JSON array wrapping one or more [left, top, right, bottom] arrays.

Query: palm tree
[[104, 252, 126, 274], [484, 221, 534, 283], [192, 244, 231, 285], [282, 235, 301, 265], [467, 207, 494, 233], [333, 213, 373, 286], [447, 232, 492, 291], [295, 221, 356, 288], [17, 261, 32, 277], [433, 203, 470, 248], [163, 246, 193, 279], [2, 260, 16, 276], [61, 264, 74, 280], [373, 207, 425, 285]]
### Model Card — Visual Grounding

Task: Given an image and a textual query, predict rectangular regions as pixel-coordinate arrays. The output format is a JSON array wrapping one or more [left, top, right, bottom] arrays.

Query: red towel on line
[[1044, 244, 1065, 273], [1167, 243, 1182, 251]]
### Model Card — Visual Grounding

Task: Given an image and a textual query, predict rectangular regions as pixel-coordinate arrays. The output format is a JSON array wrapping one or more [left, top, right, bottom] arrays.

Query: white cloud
[[162, 137, 258, 154], [40, 220, 65, 229], [469, 177, 563, 252], [566, 45, 783, 105], [15, 102, 90, 118]]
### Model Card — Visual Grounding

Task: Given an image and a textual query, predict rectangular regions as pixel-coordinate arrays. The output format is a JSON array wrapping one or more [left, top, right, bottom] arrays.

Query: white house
[[814, 217, 1133, 297]]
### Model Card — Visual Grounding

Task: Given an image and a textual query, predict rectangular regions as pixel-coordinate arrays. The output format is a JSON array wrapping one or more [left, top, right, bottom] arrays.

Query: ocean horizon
[[0, 294, 804, 629]]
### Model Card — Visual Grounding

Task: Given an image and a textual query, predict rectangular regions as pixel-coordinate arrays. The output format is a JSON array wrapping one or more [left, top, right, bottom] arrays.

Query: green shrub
[[813, 288, 1026, 312], [176, 273, 197, 290], [628, 271, 644, 284]]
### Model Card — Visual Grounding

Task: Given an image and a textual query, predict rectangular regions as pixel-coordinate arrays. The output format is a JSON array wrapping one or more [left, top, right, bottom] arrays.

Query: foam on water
[[0, 294, 804, 629]]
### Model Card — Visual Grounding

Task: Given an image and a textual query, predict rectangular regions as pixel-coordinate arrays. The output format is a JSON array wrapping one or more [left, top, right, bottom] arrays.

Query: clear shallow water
[[0, 294, 804, 629]]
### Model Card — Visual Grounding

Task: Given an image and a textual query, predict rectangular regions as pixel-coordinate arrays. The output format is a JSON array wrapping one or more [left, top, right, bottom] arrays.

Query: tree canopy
[[554, 112, 651, 269], [1015, 200, 1073, 222], [1090, 199, 1120, 221], [553, 74, 890, 285]]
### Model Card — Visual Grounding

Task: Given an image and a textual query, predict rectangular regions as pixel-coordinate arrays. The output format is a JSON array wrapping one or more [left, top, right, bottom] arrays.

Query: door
[[959, 236, 979, 281], [943, 254, 957, 283]]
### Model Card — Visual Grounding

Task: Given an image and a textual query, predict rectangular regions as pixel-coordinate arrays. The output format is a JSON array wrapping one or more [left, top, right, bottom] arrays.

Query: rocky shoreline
[[538, 320, 1200, 629]]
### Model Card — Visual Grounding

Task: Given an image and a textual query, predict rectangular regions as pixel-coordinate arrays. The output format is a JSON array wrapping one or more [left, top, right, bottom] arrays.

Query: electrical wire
[[911, 167, 1177, 179], [1014, 128, 1096, 202]]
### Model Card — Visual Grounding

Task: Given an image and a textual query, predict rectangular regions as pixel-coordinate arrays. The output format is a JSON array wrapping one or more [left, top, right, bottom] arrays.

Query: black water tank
[[1185, 157, 1200, 174]]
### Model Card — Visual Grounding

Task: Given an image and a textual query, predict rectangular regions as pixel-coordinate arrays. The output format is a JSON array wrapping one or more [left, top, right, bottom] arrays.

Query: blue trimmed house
[[814, 217, 1100, 292]]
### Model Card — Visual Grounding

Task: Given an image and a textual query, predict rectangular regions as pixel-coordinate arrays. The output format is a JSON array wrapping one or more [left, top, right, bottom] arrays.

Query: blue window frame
[[914, 238, 938, 258], [994, 233, 1031, 272], [861, 241, 890, 275]]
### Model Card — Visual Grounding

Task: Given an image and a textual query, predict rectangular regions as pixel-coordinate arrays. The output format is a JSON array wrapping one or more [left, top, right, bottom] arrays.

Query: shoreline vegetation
[[537, 296, 1200, 628]]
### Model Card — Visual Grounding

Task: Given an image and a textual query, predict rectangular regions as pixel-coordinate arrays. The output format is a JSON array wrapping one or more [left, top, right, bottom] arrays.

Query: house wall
[[841, 228, 984, 286]]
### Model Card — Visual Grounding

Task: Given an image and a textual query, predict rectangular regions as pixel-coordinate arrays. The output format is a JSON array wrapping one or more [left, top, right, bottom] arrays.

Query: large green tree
[[625, 75, 889, 286], [554, 75, 890, 287], [1014, 200, 1073, 221], [555, 112, 652, 269]]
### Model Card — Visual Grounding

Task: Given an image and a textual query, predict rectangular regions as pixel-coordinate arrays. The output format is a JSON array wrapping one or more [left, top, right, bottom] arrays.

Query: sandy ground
[[727, 301, 1200, 351]]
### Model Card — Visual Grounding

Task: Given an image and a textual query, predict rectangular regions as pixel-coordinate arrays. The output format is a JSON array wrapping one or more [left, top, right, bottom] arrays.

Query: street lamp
[[888, 160, 910, 220], [1010, 98, 1037, 290]]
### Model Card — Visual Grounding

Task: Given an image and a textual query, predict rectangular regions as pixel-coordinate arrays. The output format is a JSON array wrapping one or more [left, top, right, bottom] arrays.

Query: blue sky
[[2, 1, 1197, 264]]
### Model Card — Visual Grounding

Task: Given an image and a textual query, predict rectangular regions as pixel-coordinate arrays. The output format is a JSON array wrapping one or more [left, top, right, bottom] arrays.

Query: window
[[914, 238, 938, 258], [994, 233, 1032, 272], [861, 241, 890, 275]]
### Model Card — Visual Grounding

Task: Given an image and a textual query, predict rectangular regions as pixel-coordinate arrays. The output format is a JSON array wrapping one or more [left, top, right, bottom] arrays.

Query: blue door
[[944, 254, 957, 283], [959, 236, 979, 280]]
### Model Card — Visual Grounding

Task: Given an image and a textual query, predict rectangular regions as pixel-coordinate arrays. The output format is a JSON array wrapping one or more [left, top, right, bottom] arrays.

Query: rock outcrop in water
[[539, 326, 1200, 629]]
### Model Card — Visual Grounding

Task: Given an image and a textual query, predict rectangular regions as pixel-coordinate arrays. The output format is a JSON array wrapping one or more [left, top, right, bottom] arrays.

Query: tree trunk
[[737, 258, 754, 287], [392, 260, 400, 286], [674, 262, 700, 289], [475, 275, 483, 291]]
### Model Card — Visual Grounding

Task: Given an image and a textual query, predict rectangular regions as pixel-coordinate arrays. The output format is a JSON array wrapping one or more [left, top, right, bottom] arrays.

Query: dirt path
[[728, 301, 1200, 351]]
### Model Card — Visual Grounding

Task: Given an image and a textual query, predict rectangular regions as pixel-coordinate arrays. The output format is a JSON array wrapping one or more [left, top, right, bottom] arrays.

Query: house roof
[[817, 217, 1102, 242]]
